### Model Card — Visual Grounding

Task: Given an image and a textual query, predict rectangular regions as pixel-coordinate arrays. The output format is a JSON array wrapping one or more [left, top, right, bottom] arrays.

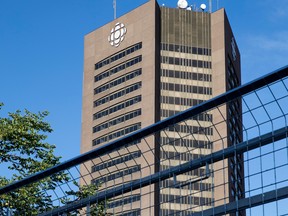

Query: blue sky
[[0, 0, 287, 161]]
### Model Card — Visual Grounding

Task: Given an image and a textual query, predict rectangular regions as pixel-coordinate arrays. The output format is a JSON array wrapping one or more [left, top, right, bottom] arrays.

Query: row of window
[[229, 131, 242, 149], [161, 69, 212, 82], [95, 56, 142, 82], [95, 42, 142, 70], [161, 56, 211, 69], [95, 69, 142, 94], [160, 209, 187, 216], [229, 110, 240, 126], [91, 165, 141, 185], [92, 123, 141, 146], [108, 194, 141, 209], [94, 82, 142, 107], [230, 173, 244, 193], [230, 157, 242, 173], [93, 95, 141, 120], [161, 82, 212, 95], [161, 43, 211, 56], [113, 139, 141, 152], [120, 209, 141, 216], [229, 99, 241, 114], [231, 185, 245, 202], [167, 124, 213, 135], [229, 152, 244, 203], [161, 109, 212, 122], [123, 139, 141, 149], [93, 109, 141, 133], [161, 96, 204, 107], [228, 118, 242, 142], [227, 56, 243, 163], [228, 72, 239, 90], [227, 56, 240, 90], [161, 151, 205, 164], [163, 179, 212, 191], [228, 100, 242, 147], [160, 194, 212, 206], [160, 137, 212, 149], [230, 170, 243, 189], [228, 100, 241, 127], [227, 89, 244, 209], [160, 164, 208, 178], [91, 150, 141, 173]]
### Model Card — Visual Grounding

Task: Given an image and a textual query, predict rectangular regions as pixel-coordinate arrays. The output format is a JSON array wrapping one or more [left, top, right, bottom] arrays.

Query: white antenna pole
[[209, 0, 212, 13], [113, 0, 116, 19]]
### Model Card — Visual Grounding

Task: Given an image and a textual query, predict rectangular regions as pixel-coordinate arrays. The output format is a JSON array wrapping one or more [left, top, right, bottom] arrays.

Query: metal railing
[[1, 65, 288, 216]]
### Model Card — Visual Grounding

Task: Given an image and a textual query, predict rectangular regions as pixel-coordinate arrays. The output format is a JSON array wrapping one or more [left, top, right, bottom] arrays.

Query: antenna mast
[[209, 0, 212, 13], [113, 0, 116, 19]]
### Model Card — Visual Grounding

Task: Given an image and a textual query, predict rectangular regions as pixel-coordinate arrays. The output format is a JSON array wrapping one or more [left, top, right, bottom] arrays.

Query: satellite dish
[[200, 3, 207, 10], [177, 0, 188, 9]]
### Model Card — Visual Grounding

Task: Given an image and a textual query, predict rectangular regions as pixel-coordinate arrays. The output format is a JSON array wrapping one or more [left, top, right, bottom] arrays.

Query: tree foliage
[[64, 182, 110, 216], [0, 104, 107, 215]]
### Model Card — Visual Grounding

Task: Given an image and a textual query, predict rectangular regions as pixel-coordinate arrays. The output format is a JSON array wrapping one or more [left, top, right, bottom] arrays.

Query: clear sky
[[0, 0, 287, 161]]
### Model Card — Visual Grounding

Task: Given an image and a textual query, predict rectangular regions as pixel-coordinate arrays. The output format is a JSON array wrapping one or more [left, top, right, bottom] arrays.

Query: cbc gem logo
[[108, 22, 127, 47]]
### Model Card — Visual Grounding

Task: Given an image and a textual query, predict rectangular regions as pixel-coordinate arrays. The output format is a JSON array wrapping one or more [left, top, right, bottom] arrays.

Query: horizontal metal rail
[[39, 126, 288, 216], [191, 186, 288, 216], [0, 65, 287, 196]]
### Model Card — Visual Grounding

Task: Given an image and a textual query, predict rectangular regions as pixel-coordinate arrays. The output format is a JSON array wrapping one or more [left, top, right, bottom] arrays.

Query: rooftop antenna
[[113, 0, 116, 19], [200, 3, 207, 11], [177, 0, 188, 9], [209, 0, 212, 12]]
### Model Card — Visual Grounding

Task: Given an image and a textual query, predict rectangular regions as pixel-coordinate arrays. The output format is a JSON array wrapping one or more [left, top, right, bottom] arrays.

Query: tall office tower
[[81, 0, 244, 215]]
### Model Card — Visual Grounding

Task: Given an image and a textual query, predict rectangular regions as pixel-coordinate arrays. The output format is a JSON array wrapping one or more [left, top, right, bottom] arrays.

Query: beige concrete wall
[[211, 8, 230, 207], [81, 0, 160, 215]]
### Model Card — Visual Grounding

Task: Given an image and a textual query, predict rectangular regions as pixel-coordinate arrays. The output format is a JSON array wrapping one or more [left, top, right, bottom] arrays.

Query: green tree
[[0, 104, 107, 215], [64, 182, 110, 216]]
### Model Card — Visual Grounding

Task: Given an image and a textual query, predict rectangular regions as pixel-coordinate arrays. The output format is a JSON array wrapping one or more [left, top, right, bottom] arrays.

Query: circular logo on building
[[108, 22, 127, 47]]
